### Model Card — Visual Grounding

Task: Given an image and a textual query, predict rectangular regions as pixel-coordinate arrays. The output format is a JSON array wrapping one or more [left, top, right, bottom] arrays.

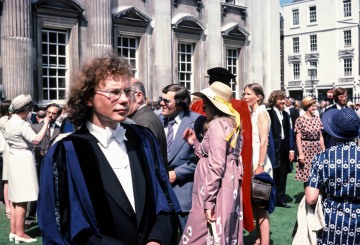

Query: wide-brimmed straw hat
[[192, 82, 234, 117], [11, 94, 32, 111], [322, 108, 360, 140]]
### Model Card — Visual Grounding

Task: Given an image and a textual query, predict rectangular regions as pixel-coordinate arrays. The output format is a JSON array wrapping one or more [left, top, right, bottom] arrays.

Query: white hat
[[11, 94, 32, 111], [192, 82, 234, 116]]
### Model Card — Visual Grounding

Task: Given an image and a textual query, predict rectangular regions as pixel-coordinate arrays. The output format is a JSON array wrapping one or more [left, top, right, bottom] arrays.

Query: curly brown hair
[[267, 90, 286, 108], [67, 54, 133, 128]]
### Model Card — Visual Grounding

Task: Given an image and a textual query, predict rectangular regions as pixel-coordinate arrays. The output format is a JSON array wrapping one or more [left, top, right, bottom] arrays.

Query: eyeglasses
[[46, 111, 58, 115], [158, 96, 176, 105], [96, 88, 132, 103]]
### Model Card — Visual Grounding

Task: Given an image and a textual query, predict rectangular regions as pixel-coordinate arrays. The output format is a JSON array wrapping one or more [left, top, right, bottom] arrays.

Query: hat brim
[[192, 89, 234, 117], [322, 109, 360, 140]]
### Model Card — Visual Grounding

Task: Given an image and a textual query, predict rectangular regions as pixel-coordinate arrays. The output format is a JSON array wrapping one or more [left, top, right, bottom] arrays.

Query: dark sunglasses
[[158, 96, 176, 105]]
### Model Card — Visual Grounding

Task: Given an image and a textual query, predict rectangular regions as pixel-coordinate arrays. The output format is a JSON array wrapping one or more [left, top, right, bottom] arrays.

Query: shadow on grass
[[244, 230, 274, 245], [27, 224, 41, 238], [293, 191, 304, 204]]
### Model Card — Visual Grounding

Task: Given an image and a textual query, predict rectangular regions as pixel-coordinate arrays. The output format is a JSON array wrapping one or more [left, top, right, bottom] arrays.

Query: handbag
[[251, 177, 272, 208]]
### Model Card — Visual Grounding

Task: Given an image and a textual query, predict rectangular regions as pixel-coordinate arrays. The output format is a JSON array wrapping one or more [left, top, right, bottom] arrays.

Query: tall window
[[344, 59, 352, 76], [117, 37, 138, 74], [344, 0, 351, 17], [293, 63, 300, 80], [226, 48, 238, 96], [292, 9, 299, 26], [310, 35, 317, 52], [309, 6, 317, 23], [344, 30, 352, 47], [42, 29, 67, 101], [310, 62, 317, 79], [293, 37, 299, 53], [178, 43, 193, 91]]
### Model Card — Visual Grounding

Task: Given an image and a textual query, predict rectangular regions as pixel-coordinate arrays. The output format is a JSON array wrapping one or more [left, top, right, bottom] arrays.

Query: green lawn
[[0, 172, 303, 245]]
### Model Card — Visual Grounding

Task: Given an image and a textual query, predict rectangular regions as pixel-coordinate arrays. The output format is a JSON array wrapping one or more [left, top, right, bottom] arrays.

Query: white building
[[0, 0, 280, 105], [283, 0, 360, 101]]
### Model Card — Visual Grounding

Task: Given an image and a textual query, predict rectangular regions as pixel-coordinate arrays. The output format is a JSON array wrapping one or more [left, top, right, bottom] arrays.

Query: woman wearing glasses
[[181, 82, 243, 244], [6, 94, 50, 243]]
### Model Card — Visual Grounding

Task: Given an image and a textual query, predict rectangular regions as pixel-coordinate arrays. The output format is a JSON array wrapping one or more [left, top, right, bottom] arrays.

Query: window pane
[[58, 45, 65, 55], [49, 45, 57, 55], [43, 90, 48, 100], [58, 78, 66, 88], [49, 32, 57, 43], [42, 44, 48, 55], [58, 90, 66, 100], [58, 33, 66, 44], [49, 78, 57, 88], [49, 90, 57, 100]]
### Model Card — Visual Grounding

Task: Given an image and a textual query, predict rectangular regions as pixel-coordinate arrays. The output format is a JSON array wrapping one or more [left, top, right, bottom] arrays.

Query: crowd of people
[[0, 53, 359, 245]]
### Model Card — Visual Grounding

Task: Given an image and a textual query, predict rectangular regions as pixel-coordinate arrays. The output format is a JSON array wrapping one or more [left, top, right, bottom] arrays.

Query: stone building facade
[[283, 0, 360, 101], [0, 0, 280, 105]]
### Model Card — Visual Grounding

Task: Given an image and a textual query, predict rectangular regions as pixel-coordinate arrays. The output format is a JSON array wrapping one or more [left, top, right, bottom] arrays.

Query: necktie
[[166, 118, 176, 157], [106, 127, 126, 146]]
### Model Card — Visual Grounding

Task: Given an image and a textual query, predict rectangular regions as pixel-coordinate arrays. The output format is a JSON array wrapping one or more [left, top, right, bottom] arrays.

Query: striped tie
[[166, 118, 175, 157]]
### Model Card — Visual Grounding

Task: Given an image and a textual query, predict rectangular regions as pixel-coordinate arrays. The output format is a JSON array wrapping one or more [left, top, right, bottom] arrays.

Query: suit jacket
[[32, 121, 60, 152], [159, 110, 201, 212], [130, 106, 168, 168], [32, 122, 60, 163], [38, 124, 180, 245], [267, 108, 294, 170], [289, 107, 300, 132]]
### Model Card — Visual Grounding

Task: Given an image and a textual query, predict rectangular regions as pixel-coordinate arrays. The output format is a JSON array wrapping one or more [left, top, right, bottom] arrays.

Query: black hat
[[207, 67, 235, 85]]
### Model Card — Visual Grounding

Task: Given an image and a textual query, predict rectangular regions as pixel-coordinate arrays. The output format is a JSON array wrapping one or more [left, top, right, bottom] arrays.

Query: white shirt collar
[[86, 121, 127, 148]]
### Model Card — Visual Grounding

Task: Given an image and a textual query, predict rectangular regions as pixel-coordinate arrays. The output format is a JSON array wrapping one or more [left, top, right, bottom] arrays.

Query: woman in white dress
[[5, 94, 50, 243], [243, 83, 272, 245]]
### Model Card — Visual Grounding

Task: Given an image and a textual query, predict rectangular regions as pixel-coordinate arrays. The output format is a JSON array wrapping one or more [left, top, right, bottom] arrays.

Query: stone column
[[1, 0, 32, 99], [86, 0, 112, 59]]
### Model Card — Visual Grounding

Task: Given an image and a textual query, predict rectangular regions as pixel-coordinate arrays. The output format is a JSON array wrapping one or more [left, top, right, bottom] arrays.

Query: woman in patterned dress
[[294, 97, 325, 187], [181, 82, 243, 245], [306, 108, 360, 245]]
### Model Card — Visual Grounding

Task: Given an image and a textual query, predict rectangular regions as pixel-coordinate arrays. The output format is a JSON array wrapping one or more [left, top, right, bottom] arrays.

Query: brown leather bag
[[251, 178, 272, 208]]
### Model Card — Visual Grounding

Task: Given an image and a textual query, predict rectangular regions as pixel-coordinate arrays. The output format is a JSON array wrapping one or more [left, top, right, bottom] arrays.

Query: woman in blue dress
[[305, 108, 360, 245]]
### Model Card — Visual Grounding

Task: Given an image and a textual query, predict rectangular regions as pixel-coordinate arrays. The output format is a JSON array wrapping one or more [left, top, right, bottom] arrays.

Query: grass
[[0, 172, 304, 245]]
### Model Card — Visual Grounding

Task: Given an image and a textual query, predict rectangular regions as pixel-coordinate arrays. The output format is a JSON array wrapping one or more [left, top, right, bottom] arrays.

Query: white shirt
[[273, 107, 285, 139], [164, 110, 184, 140], [86, 121, 135, 212]]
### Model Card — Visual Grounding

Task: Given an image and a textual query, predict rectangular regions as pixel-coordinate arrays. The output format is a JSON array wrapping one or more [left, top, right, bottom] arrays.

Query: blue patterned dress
[[308, 141, 360, 245]]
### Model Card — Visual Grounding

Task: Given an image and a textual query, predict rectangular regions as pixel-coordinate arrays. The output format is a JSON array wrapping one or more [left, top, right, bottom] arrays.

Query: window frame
[[226, 48, 238, 97], [293, 37, 300, 54], [344, 58, 352, 76], [309, 62, 317, 79], [344, 30, 352, 47], [116, 36, 138, 75], [292, 9, 299, 26], [309, 6, 317, 23], [41, 28, 69, 102], [177, 43, 194, 92], [310, 34, 317, 52], [293, 63, 300, 80], [343, 0, 352, 17]]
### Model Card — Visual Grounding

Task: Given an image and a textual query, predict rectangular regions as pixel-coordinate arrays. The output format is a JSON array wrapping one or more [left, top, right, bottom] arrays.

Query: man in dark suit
[[128, 80, 168, 168], [323, 87, 348, 148], [26, 103, 61, 228], [37, 55, 180, 244], [159, 84, 201, 232], [267, 90, 295, 208]]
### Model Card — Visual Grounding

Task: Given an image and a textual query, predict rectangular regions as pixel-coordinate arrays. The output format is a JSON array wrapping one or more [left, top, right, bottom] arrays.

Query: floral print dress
[[294, 115, 323, 182], [180, 117, 243, 245]]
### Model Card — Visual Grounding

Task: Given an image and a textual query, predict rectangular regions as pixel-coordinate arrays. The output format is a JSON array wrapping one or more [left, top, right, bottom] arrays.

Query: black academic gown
[[38, 124, 180, 245]]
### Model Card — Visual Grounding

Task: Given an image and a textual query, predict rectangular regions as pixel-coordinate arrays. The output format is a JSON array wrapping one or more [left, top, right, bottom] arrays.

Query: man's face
[[46, 106, 60, 124], [160, 91, 181, 118], [337, 93, 347, 106], [274, 97, 286, 111], [88, 75, 131, 129]]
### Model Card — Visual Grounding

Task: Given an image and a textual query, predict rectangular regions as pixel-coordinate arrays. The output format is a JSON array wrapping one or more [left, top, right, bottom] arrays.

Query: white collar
[[86, 121, 127, 148]]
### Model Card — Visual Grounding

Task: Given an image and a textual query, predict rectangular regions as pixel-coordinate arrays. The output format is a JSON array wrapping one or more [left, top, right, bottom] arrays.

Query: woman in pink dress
[[294, 96, 325, 188], [180, 82, 243, 245]]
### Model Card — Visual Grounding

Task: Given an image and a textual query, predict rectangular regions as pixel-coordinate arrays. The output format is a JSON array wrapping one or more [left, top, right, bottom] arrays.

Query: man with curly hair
[[37, 54, 180, 245]]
